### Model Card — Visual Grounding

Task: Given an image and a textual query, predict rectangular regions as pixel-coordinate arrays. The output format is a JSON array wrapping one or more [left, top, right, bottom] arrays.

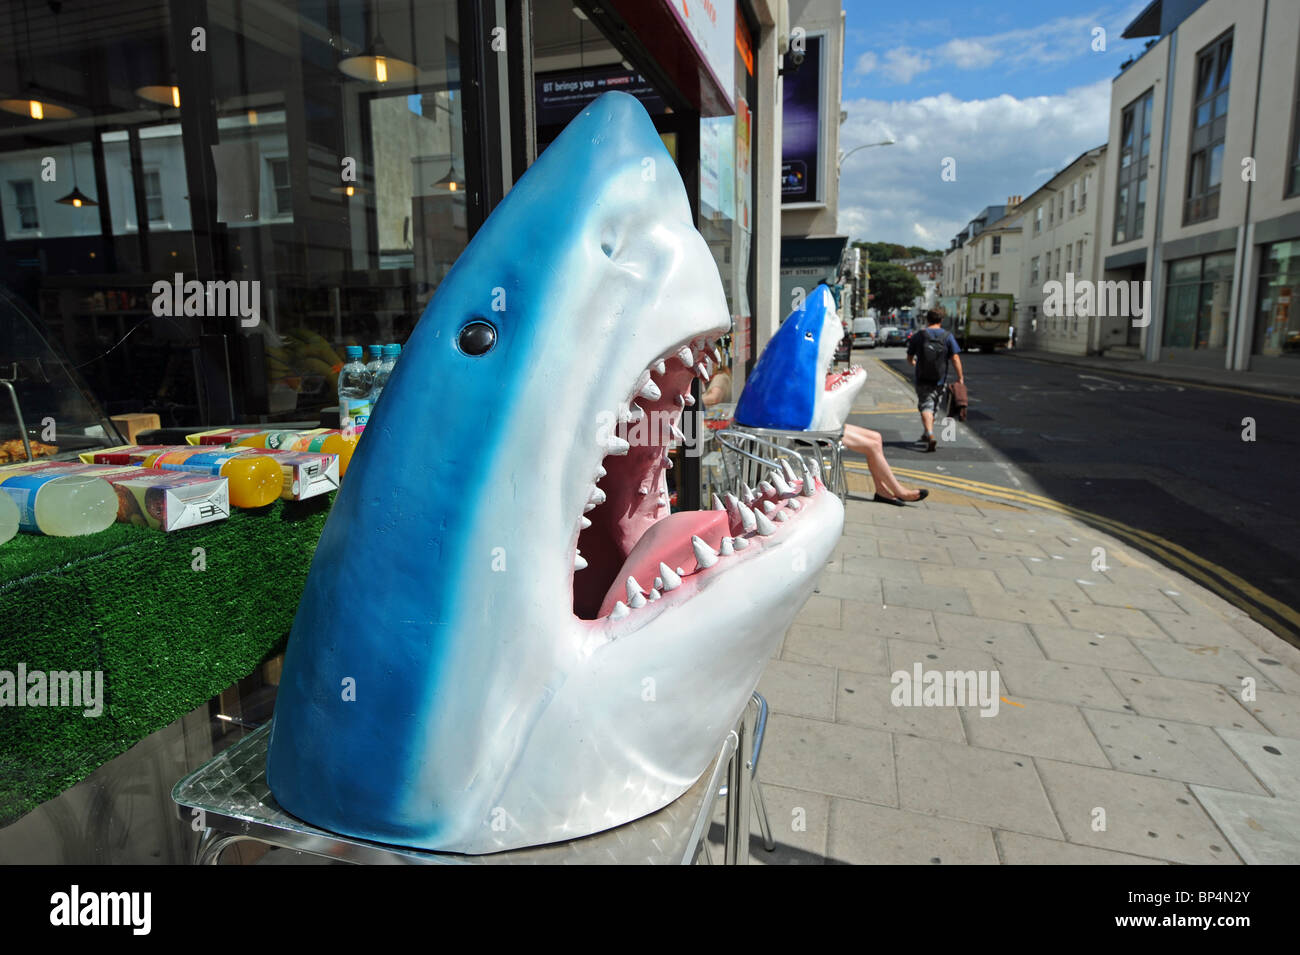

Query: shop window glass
[[1254, 240, 1300, 357]]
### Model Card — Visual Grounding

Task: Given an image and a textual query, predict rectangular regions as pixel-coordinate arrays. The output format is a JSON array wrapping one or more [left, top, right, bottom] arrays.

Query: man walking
[[906, 310, 964, 452]]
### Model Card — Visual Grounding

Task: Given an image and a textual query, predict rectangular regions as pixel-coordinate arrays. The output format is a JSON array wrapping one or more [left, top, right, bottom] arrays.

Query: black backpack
[[916, 329, 950, 383]]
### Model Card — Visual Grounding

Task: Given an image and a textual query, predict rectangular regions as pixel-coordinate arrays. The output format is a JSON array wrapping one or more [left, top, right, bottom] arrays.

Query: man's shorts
[[916, 381, 947, 414]]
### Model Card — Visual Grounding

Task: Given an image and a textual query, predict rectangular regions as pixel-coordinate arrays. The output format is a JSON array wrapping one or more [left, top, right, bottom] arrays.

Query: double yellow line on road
[[845, 459, 1300, 644]]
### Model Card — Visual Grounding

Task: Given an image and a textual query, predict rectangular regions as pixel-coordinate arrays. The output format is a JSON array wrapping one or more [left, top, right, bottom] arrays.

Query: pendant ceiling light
[[330, 183, 370, 197], [338, 8, 416, 84], [136, 83, 181, 108], [56, 142, 97, 208], [432, 166, 464, 194], [1, 1, 80, 120]]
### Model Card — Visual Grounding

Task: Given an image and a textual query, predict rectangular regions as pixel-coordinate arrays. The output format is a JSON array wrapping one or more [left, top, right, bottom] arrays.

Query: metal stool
[[698, 691, 775, 863], [716, 426, 848, 503]]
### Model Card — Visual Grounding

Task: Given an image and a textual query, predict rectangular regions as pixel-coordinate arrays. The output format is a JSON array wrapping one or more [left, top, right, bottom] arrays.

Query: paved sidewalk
[[1008, 348, 1300, 399], [709, 366, 1300, 865]]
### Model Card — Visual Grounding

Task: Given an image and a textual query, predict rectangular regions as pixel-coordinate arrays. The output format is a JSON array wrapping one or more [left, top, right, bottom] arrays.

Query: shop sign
[[666, 0, 735, 107], [535, 66, 666, 127], [781, 34, 824, 204]]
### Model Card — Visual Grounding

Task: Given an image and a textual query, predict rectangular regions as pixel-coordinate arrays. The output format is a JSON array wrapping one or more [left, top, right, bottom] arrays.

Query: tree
[[867, 262, 923, 314]]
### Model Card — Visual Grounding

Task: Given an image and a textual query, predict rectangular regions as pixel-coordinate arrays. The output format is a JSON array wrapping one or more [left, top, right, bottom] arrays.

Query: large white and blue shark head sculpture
[[733, 284, 866, 432], [266, 92, 845, 854]]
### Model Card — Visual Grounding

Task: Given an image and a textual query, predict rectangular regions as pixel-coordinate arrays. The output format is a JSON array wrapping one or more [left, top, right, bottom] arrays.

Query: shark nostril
[[458, 321, 497, 356]]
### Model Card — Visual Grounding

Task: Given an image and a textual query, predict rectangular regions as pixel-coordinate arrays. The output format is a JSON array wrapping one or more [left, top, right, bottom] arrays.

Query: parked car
[[885, 326, 909, 346], [851, 315, 877, 348], [877, 325, 900, 346]]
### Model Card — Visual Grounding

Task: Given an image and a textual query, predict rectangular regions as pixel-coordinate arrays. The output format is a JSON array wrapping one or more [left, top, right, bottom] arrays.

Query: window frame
[[9, 179, 39, 231], [1184, 29, 1232, 225], [1114, 89, 1153, 244]]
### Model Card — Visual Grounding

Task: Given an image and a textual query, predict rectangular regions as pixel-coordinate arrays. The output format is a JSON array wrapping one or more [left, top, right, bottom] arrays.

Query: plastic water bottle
[[338, 345, 374, 428], [365, 344, 384, 379], [0, 472, 118, 536], [370, 343, 401, 412], [0, 490, 17, 545]]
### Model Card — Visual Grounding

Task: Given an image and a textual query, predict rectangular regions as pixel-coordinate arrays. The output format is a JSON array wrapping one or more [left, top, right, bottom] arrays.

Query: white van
[[851, 316, 878, 348]]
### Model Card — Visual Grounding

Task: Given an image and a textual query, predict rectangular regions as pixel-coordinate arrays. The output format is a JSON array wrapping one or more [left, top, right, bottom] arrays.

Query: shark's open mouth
[[573, 335, 832, 622], [826, 366, 865, 393]]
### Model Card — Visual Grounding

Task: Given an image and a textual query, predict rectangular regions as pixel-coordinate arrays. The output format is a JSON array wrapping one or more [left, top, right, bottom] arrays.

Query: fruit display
[[265, 327, 344, 397]]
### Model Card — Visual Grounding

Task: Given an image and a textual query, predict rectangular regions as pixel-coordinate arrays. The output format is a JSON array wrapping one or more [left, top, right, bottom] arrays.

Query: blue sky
[[835, 0, 1154, 248]]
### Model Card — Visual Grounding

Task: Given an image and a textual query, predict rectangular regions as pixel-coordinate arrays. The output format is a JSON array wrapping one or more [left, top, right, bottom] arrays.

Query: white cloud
[[854, 51, 878, 74], [835, 79, 1111, 249], [939, 38, 998, 70], [855, 46, 932, 85]]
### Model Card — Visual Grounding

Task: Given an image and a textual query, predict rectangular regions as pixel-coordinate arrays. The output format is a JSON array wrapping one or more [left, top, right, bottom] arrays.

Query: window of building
[[1065, 242, 1072, 276], [143, 170, 165, 222], [1185, 30, 1232, 224], [1070, 181, 1078, 215], [1253, 241, 1300, 358], [1035, 205, 1042, 234], [990, 272, 999, 290], [1031, 255, 1039, 284], [1055, 248, 1062, 279], [1081, 174, 1089, 210], [9, 180, 38, 230], [268, 158, 293, 216], [1290, 74, 1300, 195], [1115, 89, 1153, 243], [1164, 252, 1234, 351], [1076, 240, 1084, 272], [992, 235, 1001, 255]]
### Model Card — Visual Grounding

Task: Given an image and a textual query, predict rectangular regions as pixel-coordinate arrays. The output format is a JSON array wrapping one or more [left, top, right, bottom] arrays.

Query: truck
[[959, 292, 1014, 353]]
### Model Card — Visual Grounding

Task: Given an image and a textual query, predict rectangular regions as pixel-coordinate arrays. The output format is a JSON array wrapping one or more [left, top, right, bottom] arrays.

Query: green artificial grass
[[0, 494, 332, 826]]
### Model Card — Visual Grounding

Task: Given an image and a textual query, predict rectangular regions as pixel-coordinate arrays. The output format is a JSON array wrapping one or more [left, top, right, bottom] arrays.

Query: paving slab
[[841, 553, 922, 583], [1031, 624, 1159, 673], [1108, 671, 1267, 730], [993, 657, 1130, 710], [961, 698, 1111, 767], [1132, 638, 1281, 691], [839, 602, 939, 644], [994, 831, 1168, 865], [1215, 729, 1300, 800], [1242, 690, 1300, 738], [760, 713, 896, 805], [878, 540, 956, 565], [1081, 709, 1268, 794], [827, 798, 999, 864], [781, 623, 890, 675], [1053, 601, 1168, 640], [895, 735, 1063, 838], [968, 592, 1070, 626], [995, 566, 1095, 600], [888, 638, 1005, 683], [756, 659, 837, 722], [1035, 759, 1241, 864], [793, 593, 841, 630], [881, 580, 974, 614], [1190, 786, 1300, 865], [813, 570, 883, 604], [835, 669, 966, 742], [933, 611, 1044, 658]]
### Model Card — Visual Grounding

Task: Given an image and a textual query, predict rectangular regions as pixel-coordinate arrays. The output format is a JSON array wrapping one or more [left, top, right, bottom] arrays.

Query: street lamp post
[[836, 138, 896, 176]]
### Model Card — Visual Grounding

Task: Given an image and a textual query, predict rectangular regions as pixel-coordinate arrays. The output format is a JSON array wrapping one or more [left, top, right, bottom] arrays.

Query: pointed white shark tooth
[[575, 551, 588, 570], [741, 483, 757, 505], [753, 509, 776, 536], [737, 500, 757, 533], [629, 590, 647, 609], [691, 535, 718, 569], [595, 465, 607, 479], [724, 492, 742, 520], [774, 509, 789, 523], [604, 435, 630, 455], [758, 481, 776, 498], [787, 498, 802, 512], [677, 567, 686, 576], [610, 601, 630, 620], [663, 453, 673, 469], [637, 484, 650, 496], [653, 359, 666, 375], [638, 377, 661, 401], [801, 466, 816, 497], [732, 535, 749, 550], [712, 345, 723, 364], [648, 588, 661, 601], [654, 576, 663, 590], [584, 486, 606, 512], [682, 391, 695, 406], [719, 536, 734, 556], [580, 515, 592, 529], [674, 393, 686, 408], [694, 362, 709, 379], [659, 563, 682, 592], [676, 345, 694, 366], [771, 471, 794, 497], [670, 423, 686, 442], [781, 458, 798, 484], [626, 576, 644, 602], [761, 500, 777, 515], [625, 403, 645, 423], [712, 493, 728, 512]]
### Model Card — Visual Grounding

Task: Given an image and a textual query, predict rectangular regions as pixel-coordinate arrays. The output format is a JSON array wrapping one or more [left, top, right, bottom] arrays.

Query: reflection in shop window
[[1255, 241, 1300, 358], [10, 180, 38, 230], [268, 159, 292, 216], [144, 170, 165, 222]]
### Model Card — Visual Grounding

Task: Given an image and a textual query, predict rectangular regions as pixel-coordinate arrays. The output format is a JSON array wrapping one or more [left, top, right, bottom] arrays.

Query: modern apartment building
[[1100, 0, 1300, 379], [1017, 146, 1107, 355]]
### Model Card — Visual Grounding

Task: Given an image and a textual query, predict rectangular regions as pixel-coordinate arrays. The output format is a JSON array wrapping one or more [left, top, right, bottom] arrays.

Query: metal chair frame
[[715, 426, 848, 503]]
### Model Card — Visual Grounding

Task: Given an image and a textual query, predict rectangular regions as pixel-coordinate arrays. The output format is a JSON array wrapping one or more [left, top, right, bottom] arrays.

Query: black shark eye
[[804, 331, 815, 341], [458, 321, 497, 356]]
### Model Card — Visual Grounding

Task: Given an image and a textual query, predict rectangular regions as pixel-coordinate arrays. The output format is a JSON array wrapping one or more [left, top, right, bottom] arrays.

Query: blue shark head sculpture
[[733, 284, 866, 431], [266, 92, 845, 854]]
